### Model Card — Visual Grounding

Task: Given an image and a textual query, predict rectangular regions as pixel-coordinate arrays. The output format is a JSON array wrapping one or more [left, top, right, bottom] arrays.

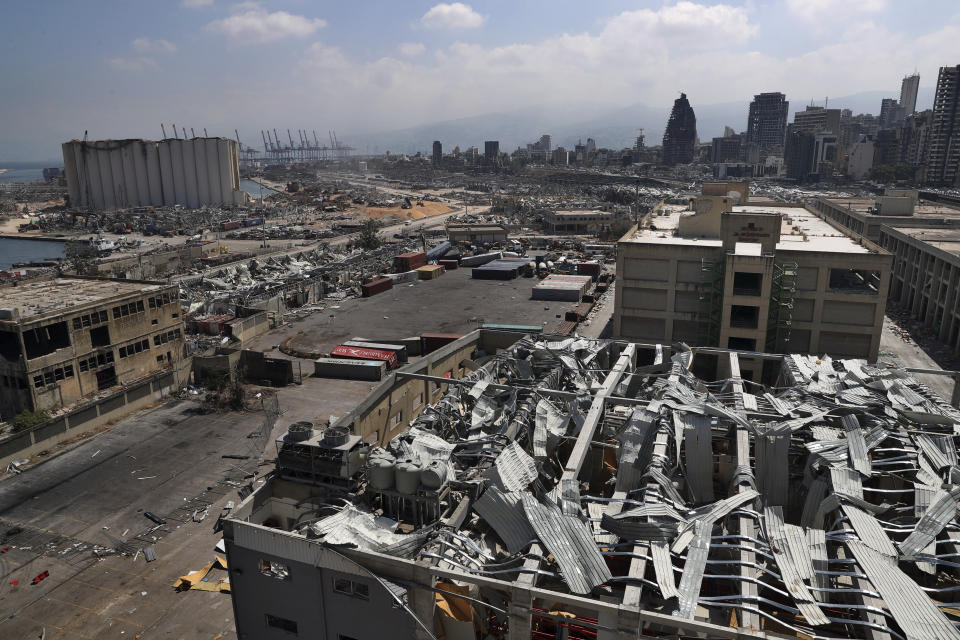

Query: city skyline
[[3, 1, 960, 161]]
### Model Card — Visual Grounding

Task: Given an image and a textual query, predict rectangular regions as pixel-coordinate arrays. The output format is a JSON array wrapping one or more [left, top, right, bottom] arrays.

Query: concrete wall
[[0, 357, 191, 468], [63, 138, 248, 210]]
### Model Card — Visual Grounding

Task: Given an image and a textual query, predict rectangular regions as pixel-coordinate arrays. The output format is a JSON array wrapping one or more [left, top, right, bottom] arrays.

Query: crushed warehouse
[[224, 329, 960, 640]]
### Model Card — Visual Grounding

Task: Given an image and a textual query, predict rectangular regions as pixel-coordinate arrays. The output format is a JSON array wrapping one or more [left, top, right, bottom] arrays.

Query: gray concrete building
[[927, 64, 960, 186], [746, 91, 788, 151], [0, 277, 185, 418], [614, 187, 891, 381]]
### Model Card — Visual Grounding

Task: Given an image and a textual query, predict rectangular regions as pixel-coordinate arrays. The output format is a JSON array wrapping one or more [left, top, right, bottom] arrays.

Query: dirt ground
[[363, 200, 453, 221]]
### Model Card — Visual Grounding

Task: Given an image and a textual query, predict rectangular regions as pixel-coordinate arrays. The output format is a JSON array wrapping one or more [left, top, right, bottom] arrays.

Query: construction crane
[[173, 124, 180, 139], [203, 128, 208, 137], [234, 129, 242, 151], [287, 129, 295, 149], [273, 129, 281, 149], [313, 130, 320, 146], [161, 124, 167, 139], [261, 130, 269, 152]]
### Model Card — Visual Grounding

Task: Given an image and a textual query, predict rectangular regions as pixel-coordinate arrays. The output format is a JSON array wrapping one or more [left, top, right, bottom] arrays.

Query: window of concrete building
[[732, 272, 763, 296], [333, 577, 369, 600], [792, 299, 814, 323], [796, 267, 819, 291], [730, 305, 760, 329], [727, 337, 757, 351], [0, 330, 19, 361], [90, 326, 110, 348], [622, 258, 668, 281], [23, 321, 70, 359], [391, 412, 402, 426], [96, 366, 116, 391], [265, 614, 298, 635], [673, 320, 707, 344], [621, 287, 666, 311], [620, 317, 665, 341], [674, 291, 704, 314], [819, 332, 872, 358], [821, 300, 876, 326], [259, 559, 290, 580], [828, 268, 879, 294], [412, 392, 423, 409]]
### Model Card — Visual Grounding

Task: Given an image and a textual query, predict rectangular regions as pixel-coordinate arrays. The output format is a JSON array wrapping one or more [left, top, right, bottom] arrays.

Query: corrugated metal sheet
[[763, 506, 829, 626], [472, 487, 535, 554], [848, 540, 960, 640], [521, 494, 611, 595], [755, 434, 789, 506], [842, 414, 872, 476], [491, 441, 538, 492], [842, 503, 898, 557], [677, 411, 714, 503], [899, 487, 960, 557], [675, 520, 711, 620], [806, 527, 829, 601], [672, 489, 758, 554], [651, 540, 679, 599]]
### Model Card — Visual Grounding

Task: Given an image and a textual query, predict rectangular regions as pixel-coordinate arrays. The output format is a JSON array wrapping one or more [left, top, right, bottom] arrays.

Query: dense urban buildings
[[0, 277, 185, 418], [661, 92, 697, 165], [927, 64, 960, 186], [613, 184, 891, 381], [746, 92, 788, 151], [62, 137, 249, 210]]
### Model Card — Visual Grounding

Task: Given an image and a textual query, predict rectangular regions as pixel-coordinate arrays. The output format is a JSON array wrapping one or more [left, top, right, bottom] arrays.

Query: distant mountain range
[[345, 87, 936, 156]]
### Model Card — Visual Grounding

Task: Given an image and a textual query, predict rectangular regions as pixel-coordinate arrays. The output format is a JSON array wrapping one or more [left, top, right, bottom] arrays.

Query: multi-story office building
[[927, 64, 960, 186], [662, 93, 697, 165], [543, 209, 615, 234], [711, 134, 743, 163], [901, 72, 920, 116], [483, 140, 500, 162], [901, 109, 934, 169], [613, 185, 891, 380], [880, 98, 904, 129], [432, 140, 442, 165], [0, 277, 185, 418], [792, 105, 842, 135], [746, 92, 788, 151]]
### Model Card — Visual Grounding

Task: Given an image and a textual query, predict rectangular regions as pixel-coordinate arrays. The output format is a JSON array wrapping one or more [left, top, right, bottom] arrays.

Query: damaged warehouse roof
[[225, 332, 960, 640]]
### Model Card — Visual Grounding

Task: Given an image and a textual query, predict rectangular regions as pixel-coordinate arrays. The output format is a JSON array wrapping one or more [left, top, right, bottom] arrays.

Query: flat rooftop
[[825, 197, 960, 220], [551, 209, 612, 217], [0, 277, 164, 322], [897, 227, 960, 258], [625, 203, 870, 253]]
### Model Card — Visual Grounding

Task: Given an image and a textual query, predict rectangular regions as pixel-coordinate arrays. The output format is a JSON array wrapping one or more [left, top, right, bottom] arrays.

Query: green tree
[[357, 219, 384, 250], [13, 409, 50, 432]]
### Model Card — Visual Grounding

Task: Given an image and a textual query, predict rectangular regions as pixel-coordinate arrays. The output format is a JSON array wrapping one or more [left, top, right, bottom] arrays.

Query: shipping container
[[342, 341, 408, 363], [243, 217, 264, 227], [420, 333, 463, 355], [425, 241, 452, 261], [576, 261, 601, 281], [438, 259, 459, 270], [330, 345, 399, 369], [459, 252, 502, 267], [313, 357, 386, 381], [393, 251, 427, 272], [352, 336, 422, 357], [361, 277, 393, 297], [221, 220, 242, 231], [555, 320, 577, 336], [416, 265, 445, 280]]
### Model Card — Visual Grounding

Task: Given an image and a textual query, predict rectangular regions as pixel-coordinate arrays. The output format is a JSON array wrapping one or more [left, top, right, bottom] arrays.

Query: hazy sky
[[3, 0, 960, 161]]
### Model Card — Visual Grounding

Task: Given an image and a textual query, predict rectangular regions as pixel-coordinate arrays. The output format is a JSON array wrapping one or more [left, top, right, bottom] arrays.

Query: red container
[[438, 259, 459, 270], [221, 221, 242, 231], [393, 251, 427, 272], [330, 345, 399, 369], [420, 333, 463, 355], [576, 261, 601, 281], [361, 277, 393, 297]]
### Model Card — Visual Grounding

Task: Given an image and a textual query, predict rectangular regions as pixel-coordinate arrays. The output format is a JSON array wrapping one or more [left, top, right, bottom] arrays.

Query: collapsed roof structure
[[224, 330, 960, 640]]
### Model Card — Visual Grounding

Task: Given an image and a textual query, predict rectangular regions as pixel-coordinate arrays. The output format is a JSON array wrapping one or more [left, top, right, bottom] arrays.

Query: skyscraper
[[900, 73, 920, 116], [662, 93, 697, 165], [880, 98, 904, 128], [432, 140, 442, 165], [484, 141, 500, 162], [746, 92, 788, 151], [927, 65, 960, 186]]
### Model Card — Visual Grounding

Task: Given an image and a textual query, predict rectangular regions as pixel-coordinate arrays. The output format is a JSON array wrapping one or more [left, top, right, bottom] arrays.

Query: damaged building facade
[[62, 137, 249, 210], [0, 277, 185, 418], [613, 186, 891, 381], [225, 329, 960, 640]]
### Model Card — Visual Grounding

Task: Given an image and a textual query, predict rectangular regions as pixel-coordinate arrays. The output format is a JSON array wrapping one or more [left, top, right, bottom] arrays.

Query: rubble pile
[[289, 335, 960, 638]]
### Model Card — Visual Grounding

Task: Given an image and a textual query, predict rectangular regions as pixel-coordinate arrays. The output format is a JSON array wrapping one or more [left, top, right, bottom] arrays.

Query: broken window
[[727, 336, 757, 351], [96, 366, 116, 391], [732, 271, 763, 296], [0, 330, 20, 361], [333, 577, 352, 595], [259, 559, 290, 580], [23, 321, 70, 359], [90, 326, 110, 348], [265, 614, 298, 635], [729, 305, 760, 329], [828, 268, 879, 294]]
